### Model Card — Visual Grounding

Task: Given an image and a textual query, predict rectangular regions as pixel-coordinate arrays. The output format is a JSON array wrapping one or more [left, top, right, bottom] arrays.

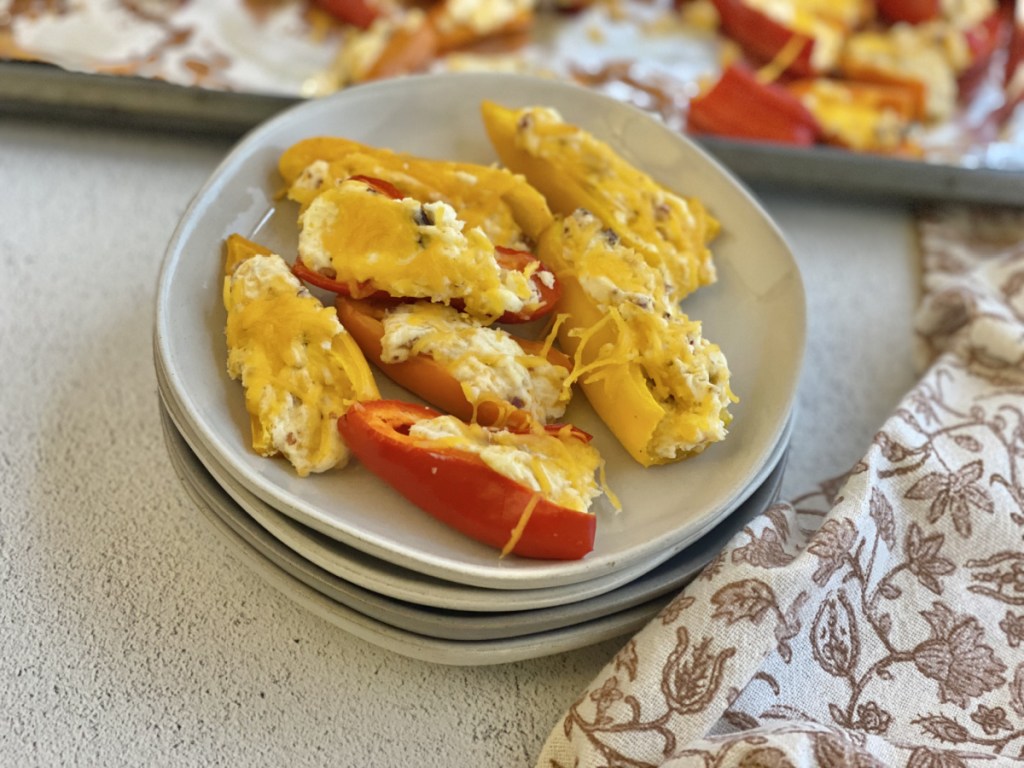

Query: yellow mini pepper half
[[480, 100, 719, 303], [538, 211, 736, 468], [222, 234, 380, 475]]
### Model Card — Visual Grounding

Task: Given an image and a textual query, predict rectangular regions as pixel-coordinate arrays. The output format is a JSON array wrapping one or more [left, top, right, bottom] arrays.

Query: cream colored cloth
[[536, 206, 1024, 767]]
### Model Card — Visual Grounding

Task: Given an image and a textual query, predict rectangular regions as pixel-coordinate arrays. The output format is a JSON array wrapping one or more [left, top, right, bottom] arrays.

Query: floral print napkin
[[536, 205, 1024, 767]]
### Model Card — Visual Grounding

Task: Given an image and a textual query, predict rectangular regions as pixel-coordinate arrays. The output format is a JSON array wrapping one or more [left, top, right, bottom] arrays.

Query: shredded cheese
[[756, 32, 809, 84], [406, 414, 605, 512], [500, 493, 542, 558]]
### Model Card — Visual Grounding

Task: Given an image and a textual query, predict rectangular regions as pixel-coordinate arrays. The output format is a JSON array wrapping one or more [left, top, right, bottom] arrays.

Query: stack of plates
[[153, 73, 805, 666]]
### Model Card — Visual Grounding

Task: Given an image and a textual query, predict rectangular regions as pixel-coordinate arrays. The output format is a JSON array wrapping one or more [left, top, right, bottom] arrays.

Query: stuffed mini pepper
[[222, 234, 380, 476], [481, 102, 736, 467], [480, 100, 719, 303], [294, 175, 560, 324], [336, 297, 573, 426], [537, 210, 736, 467], [339, 399, 609, 559]]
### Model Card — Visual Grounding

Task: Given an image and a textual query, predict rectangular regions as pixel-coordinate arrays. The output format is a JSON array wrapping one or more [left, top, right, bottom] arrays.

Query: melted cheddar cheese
[[434, 0, 532, 36], [753, 0, 873, 28], [792, 79, 912, 153], [298, 178, 540, 321], [223, 251, 379, 476], [379, 302, 571, 423], [407, 415, 603, 512], [291, 156, 532, 249], [327, 10, 425, 88], [840, 15, 985, 121], [494, 105, 719, 302]]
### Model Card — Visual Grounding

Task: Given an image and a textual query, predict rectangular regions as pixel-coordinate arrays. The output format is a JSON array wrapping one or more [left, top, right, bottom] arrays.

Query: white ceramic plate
[[155, 72, 805, 590], [160, 392, 789, 624]]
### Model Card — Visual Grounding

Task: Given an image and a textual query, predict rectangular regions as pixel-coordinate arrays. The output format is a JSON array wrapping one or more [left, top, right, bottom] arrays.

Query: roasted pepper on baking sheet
[[480, 100, 719, 303], [536, 210, 736, 468], [426, 0, 534, 55], [786, 77, 920, 153], [338, 399, 604, 559], [875, 0, 940, 23], [687, 63, 824, 146], [316, 0, 536, 85], [709, 0, 870, 77], [839, 1, 1003, 121], [222, 234, 380, 476], [313, 0, 385, 28], [692, 0, 1007, 148], [294, 176, 560, 323], [335, 296, 574, 426]]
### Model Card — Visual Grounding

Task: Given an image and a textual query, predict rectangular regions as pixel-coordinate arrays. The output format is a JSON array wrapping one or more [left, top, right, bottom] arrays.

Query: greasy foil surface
[[1, 0, 1021, 171]]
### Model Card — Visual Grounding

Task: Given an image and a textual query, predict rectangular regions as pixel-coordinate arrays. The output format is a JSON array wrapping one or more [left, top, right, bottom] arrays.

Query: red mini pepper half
[[292, 258, 395, 301], [688, 64, 823, 145], [875, 0, 940, 24], [710, 0, 819, 77], [491, 245, 563, 323], [291, 176, 562, 324], [339, 400, 598, 560], [313, 0, 383, 28], [959, 8, 1007, 99]]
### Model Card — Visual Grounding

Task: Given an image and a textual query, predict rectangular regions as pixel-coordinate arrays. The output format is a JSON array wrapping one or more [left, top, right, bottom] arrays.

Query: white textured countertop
[[1, 117, 918, 765]]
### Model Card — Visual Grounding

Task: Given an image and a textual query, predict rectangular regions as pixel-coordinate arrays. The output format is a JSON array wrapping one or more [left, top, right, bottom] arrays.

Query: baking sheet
[[2, 0, 1022, 204]]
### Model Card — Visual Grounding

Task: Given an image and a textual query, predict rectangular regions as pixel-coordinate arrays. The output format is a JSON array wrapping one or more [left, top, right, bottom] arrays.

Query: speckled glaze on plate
[[154, 72, 805, 591]]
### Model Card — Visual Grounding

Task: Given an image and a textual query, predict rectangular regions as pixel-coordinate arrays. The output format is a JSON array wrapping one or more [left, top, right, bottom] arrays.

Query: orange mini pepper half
[[335, 296, 574, 427], [786, 77, 920, 154]]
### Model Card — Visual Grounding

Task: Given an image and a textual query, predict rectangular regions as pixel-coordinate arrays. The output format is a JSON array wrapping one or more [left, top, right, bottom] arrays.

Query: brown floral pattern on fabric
[[536, 208, 1024, 767]]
